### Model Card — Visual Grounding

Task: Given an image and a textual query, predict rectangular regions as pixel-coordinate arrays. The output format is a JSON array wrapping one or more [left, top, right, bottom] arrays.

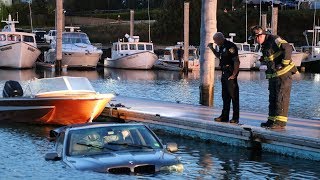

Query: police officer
[[208, 32, 240, 124], [250, 26, 297, 129]]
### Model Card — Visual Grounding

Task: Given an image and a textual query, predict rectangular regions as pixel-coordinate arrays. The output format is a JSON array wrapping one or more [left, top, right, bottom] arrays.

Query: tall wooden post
[[199, 0, 217, 107], [56, 0, 63, 72], [261, 14, 267, 30], [183, 2, 190, 73], [272, 7, 278, 35], [130, 10, 134, 38]]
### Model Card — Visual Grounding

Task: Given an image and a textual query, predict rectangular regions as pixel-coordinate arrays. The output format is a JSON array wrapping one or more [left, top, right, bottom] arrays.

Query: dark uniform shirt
[[214, 39, 239, 73]]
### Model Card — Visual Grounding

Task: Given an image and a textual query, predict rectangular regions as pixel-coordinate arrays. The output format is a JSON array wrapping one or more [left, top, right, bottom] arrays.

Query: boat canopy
[[28, 76, 95, 95]]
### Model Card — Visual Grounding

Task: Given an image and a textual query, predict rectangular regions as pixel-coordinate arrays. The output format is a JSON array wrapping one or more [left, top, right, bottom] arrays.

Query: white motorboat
[[0, 14, 40, 68], [154, 42, 200, 71], [215, 42, 261, 70], [103, 34, 158, 69], [290, 43, 307, 67], [299, 26, 320, 72], [44, 27, 102, 69]]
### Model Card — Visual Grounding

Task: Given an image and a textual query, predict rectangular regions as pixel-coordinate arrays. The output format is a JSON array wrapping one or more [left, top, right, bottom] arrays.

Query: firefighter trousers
[[268, 72, 293, 123], [221, 73, 239, 120]]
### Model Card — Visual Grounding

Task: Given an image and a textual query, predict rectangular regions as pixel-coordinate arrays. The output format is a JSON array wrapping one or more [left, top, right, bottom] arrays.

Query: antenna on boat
[[16, 12, 18, 22], [245, 0, 248, 43], [28, 0, 33, 32], [148, 0, 151, 42]]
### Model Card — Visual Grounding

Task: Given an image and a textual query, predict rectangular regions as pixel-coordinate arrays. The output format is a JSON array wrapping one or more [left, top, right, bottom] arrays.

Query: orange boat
[[0, 76, 114, 125]]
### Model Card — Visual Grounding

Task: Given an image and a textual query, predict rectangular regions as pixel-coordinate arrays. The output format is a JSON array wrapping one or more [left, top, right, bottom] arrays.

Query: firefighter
[[208, 32, 240, 124], [250, 25, 298, 129]]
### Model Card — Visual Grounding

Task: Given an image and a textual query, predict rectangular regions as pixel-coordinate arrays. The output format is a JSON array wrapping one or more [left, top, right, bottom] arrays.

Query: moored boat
[[103, 34, 158, 69], [0, 14, 40, 68], [0, 76, 114, 125], [44, 27, 102, 69]]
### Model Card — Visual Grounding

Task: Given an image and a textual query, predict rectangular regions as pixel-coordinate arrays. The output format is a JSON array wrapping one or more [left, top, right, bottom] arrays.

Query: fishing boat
[[215, 42, 261, 71], [103, 34, 158, 69], [0, 76, 114, 125], [300, 26, 320, 72], [154, 42, 200, 71], [44, 27, 102, 69], [0, 14, 40, 68]]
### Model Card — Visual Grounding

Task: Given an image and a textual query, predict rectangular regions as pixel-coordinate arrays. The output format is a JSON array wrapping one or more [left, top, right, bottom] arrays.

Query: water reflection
[[0, 69, 38, 81], [36, 69, 101, 80], [1, 123, 319, 179], [103, 68, 191, 81]]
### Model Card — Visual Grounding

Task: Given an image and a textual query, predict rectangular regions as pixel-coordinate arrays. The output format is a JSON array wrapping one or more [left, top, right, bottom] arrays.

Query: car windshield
[[67, 125, 162, 156]]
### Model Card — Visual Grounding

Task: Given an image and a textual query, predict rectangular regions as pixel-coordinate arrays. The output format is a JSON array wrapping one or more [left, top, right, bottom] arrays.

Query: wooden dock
[[101, 96, 320, 161]]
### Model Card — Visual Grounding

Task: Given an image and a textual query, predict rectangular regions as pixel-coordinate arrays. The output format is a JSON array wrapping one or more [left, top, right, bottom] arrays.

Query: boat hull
[[215, 52, 260, 70], [154, 59, 200, 71], [292, 52, 307, 67], [104, 51, 158, 69], [45, 50, 102, 69], [301, 59, 320, 73], [0, 42, 41, 68], [0, 94, 113, 125]]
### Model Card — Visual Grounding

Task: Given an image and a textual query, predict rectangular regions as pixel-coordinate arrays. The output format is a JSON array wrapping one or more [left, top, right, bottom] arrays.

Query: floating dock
[[101, 96, 320, 161]]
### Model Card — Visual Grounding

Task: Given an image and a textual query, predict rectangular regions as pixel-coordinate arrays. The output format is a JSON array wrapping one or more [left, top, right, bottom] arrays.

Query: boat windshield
[[62, 33, 91, 45], [28, 76, 95, 95]]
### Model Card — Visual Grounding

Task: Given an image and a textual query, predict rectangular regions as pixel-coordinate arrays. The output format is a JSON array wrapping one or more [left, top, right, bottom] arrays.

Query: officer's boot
[[261, 119, 274, 128], [214, 115, 229, 122]]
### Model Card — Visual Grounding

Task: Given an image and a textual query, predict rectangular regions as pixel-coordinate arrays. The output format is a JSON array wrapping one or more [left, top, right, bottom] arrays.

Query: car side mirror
[[166, 142, 178, 153], [45, 152, 61, 161]]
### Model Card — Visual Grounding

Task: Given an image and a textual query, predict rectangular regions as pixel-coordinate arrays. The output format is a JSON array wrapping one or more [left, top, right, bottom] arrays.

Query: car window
[[56, 133, 65, 157], [67, 125, 162, 156]]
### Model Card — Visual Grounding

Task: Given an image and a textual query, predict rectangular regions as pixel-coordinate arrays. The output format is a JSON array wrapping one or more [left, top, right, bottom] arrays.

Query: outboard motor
[[3, 80, 23, 98]]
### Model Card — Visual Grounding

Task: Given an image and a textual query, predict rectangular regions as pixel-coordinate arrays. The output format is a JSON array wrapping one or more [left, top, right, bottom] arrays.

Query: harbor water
[[0, 68, 319, 179]]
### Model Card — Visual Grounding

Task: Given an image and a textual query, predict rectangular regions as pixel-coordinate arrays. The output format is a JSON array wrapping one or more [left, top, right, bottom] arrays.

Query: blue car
[[45, 123, 183, 174]]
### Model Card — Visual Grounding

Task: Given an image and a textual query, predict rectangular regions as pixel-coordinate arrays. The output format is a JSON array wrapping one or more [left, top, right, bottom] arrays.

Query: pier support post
[[261, 14, 267, 30], [183, 2, 190, 73], [55, 0, 63, 72], [130, 10, 134, 38], [272, 7, 278, 35], [199, 0, 217, 106]]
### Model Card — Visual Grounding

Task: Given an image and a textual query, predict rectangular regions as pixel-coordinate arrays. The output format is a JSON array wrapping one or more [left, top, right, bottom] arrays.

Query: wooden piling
[[272, 7, 278, 35], [261, 14, 267, 30], [55, 0, 63, 72], [199, 0, 216, 106], [183, 2, 190, 73], [130, 10, 134, 38]]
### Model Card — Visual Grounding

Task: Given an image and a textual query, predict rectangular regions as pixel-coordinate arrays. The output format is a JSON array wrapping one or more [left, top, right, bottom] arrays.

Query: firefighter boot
[[261, 119, 274, 128], [269, 121, 286, 129]]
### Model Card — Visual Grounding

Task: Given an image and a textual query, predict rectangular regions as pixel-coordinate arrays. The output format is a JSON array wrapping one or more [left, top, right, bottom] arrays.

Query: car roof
[[49, 122, 145, 138]]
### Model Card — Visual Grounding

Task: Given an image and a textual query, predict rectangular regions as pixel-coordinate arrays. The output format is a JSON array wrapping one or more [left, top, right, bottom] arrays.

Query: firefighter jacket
[[260, 34, 298, 79]]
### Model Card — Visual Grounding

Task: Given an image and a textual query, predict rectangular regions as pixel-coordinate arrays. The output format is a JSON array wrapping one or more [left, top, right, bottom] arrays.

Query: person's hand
[[228, 74, 236, 80], [207, 43, 213, 49], [276, 64, 283, 70]]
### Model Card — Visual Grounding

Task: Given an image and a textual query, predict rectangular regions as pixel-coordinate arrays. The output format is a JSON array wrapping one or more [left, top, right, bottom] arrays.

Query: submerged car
[[45, 123, 183, 174]]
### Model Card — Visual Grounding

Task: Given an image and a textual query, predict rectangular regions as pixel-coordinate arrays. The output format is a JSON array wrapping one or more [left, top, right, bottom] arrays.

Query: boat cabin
[[111, 41, 154, 59], [62, 32, 91, 45], [0, 32, 36, 46], [159, 43, 199, 62]]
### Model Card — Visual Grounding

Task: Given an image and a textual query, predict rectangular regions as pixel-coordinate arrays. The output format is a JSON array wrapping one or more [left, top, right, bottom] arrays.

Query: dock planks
[[101, 96, 320, 161]]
